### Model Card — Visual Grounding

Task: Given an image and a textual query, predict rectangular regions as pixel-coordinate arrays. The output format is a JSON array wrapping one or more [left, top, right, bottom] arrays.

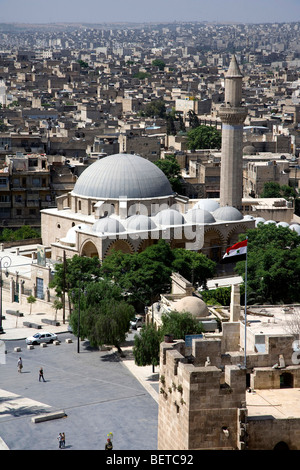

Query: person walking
[[39, 367, 45, 382], [57, 433, 62, 449], [17, 357, 23, 373], [61, 432, 65, 448]]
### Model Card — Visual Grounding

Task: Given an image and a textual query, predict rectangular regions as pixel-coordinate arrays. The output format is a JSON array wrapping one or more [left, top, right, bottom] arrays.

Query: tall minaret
[[218, 55, 247, 210]]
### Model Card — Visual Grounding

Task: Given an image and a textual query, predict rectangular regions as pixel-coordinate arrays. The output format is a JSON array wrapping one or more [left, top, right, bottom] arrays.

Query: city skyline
[[0, 0, 299, 25]]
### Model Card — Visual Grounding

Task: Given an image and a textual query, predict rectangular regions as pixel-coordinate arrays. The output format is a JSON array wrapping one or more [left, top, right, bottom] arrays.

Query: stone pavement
[[0, 298, 160, 403]]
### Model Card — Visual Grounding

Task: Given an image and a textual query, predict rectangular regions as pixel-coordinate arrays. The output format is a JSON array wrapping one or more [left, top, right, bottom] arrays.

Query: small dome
[[193, 199, 220, 212], [124, 214, 157, 231], [185, 208, 216, 224], [244, 215, 254, 220], [277, 221, 289, 228], [290, 224, 300, 235], [173, 296, 209, 318], [154, 209, 185, 226], [213, 206, 243, 221], [60, 224, 90, 244], [243, 145, 256, 155], [255, 217, 265, 226], [92, 217, 125, 234], [264, 220, 276, 225]]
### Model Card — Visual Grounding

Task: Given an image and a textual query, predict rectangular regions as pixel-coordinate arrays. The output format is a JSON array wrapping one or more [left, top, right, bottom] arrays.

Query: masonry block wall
[[158, 341, 247, 450]]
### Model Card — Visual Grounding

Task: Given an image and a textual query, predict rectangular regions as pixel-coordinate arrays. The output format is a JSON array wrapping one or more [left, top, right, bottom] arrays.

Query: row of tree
[[49, 224, 300, 365], [49, 241, 215, 356]]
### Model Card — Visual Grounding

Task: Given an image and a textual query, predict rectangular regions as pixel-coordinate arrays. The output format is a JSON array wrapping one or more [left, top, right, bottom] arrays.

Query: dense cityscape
[[0, 20, 300, 452]]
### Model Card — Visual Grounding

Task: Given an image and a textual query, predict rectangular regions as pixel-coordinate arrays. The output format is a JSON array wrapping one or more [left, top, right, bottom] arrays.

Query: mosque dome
[[185, 208, 216, 224], [60, 224, 90, 244], [173, 296, 209, 318], [72, 153, 174, 200], [193, 199, 220, 212], [92, 217, 126, 234], [264, 220, 276, 225], [243, 145, 256, 155], [124, 214, 157, 231], [290, 224, 300, 235], [213, 206, 243, 222], [255, 217, 265, 226], [277, 221, 289, 228], [154, 208, 185, 226]]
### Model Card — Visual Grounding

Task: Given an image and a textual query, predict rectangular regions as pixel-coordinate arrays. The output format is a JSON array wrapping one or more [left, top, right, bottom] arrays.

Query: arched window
[[273, 441, 289, 450]]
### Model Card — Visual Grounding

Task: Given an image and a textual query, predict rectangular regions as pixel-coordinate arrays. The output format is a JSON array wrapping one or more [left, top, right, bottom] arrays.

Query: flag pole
[[244, 237, 248, 369]]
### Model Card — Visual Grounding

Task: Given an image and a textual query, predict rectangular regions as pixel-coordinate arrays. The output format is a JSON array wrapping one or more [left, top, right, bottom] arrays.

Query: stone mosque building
[[41, 56, 256, 264], [41, 55, 299, 265]]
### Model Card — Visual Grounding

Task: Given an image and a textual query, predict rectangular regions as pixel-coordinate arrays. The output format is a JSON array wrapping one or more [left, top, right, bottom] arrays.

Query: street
[[0, 333, 158, 450]]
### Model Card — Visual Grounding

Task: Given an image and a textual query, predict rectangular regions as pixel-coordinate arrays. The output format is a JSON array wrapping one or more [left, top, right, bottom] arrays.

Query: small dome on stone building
[[60, 224, 90, 244], [124, 214, 157, 231], [92, 217, 126, 234], [154, 209, 186, 226], [193, 199, 220, 212], [213, 206, 243, 222], [173, 296, 209, 318], [185, 208, 216, 224]]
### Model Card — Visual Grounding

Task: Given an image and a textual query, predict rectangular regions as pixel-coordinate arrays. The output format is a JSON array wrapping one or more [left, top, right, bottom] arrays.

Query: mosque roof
[[124, 214, 157, 231], [92, 217, 126, 234], [154, 208, 186, 226], [72, 153, 174, 200], [213, 206, 243, 222], [185, 208, 216, 224], [173, 296, 209, 318]]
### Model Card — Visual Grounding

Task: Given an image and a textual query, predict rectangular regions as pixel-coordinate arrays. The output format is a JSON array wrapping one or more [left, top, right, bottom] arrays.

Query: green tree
[[133, 323, 161, 367], [101, 240, 174, 306], [154, 155, 183, 193], [260, 181, 297, 199], [160, 311, 203, 339], [200, 286, 232, 306], [141, 99, 166, 118], [49, 254, 102, 314], [235, 224, 300, 304], [27, 295, 36, 315], [187, 110, 200, 129], [69, 279, 134, 353], [132, 311, 203, 368], [171, 248, 216, 287], [152, 59, 165, 70], [187, 125, 221, 151]]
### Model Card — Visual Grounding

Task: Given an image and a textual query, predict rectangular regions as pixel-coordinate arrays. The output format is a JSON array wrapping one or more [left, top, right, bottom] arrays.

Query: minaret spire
[[218, 55, 247, 210]]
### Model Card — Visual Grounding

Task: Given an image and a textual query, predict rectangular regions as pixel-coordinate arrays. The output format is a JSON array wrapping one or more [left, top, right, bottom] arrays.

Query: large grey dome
[[72, 153, 174, 199]]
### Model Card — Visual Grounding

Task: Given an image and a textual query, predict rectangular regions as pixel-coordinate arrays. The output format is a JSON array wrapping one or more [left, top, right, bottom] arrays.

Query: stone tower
[[218, 55, 247, 210]]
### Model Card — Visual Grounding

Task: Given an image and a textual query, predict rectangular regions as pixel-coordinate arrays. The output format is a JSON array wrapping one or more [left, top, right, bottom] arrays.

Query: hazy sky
[[0, 0, 299, 24]]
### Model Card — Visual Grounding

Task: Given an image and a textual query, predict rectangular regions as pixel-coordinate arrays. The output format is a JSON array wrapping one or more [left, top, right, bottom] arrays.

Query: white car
[[26, 332, 58, 345], [130, 317, 144, 330]]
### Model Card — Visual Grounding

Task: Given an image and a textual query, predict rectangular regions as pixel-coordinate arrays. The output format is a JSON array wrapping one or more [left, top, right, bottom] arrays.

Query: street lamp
[[0, 255, 12, 334]]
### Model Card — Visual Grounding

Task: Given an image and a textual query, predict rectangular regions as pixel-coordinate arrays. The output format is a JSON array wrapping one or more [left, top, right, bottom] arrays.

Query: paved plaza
[[0, 309, 159, 451]]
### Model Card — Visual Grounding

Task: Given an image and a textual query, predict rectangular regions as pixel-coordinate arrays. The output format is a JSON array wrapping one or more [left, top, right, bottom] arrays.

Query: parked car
[[130, 316, 144, 330], [26, 332, 58, 345]]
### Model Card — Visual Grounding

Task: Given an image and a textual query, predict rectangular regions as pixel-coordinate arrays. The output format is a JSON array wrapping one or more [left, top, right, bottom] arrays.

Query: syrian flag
[[222, 239, 247, 264]]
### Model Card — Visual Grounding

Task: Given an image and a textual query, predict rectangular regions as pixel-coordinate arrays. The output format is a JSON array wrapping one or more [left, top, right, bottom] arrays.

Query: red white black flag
[[221, 239, 247, 264]]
